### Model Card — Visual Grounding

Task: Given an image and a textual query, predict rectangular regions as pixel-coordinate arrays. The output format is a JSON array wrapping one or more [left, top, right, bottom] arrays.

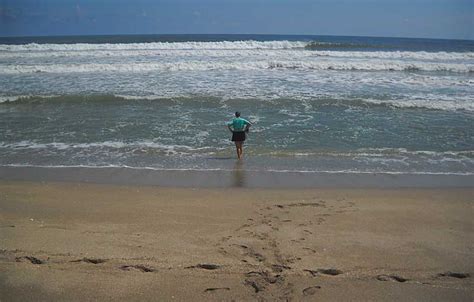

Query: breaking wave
[[1, 60, 472, 74], [0, 140, 223, 156], [0, 41, 471, 61], [1, 140, 471, 158], [1, 94, 472, 112], [2, 40, 471, 74], [0, 40, 308, 52]]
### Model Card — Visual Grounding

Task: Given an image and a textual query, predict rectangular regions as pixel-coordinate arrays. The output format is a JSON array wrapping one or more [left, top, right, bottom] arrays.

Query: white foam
[[0, 40, 308, 52], [263, 149, 474, 158], [1, 40, 472, 60], [1, 59, 471, 74], [0, 93, 472, 112], [3, 141, 471, 160], [310, 50, 473, 61], [0, 140, 226, 155], [360, 97, 474, 111], [1, 164, 473, 176]]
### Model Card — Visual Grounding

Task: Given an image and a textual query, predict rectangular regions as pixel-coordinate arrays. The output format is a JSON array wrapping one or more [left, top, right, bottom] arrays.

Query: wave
[[0, 94, 133, 104], [260, 149, 474, 167], [1, 164, 473, 176], [1, 45, 472, 62], [1, 60, 472, 74], [1, 94, 472, 112], [351, 97, 474, 112], [304, 41, 375, 50], [264, 148, 474, 157], [0, 140, 224, 155], [1, 140, 472, 158], [0, 40, 375, 52], [1, 39, 471, 53], [0, 40, 308, 52]]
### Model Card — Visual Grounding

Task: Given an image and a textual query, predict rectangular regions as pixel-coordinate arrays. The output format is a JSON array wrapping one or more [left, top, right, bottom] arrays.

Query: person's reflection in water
[[232, 160, 246, 187]]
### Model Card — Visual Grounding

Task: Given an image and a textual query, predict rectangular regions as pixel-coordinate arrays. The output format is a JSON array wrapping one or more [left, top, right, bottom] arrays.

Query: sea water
[[0, 34, 473, 175]]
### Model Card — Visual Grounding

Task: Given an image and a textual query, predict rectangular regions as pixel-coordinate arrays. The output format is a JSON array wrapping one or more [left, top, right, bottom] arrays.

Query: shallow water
[[0, 34, 473, 175]]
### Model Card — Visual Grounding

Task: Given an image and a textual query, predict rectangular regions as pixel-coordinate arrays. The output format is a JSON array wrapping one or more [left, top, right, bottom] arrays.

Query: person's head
[[235, 111, 241, 117]]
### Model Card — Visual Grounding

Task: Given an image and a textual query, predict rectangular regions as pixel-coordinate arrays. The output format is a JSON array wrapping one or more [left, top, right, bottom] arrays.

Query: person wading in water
[[227, 111, 252, 160]]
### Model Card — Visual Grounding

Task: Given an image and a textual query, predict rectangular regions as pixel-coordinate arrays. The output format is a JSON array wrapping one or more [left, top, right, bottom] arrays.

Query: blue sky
[[0, 0, 472, 39]]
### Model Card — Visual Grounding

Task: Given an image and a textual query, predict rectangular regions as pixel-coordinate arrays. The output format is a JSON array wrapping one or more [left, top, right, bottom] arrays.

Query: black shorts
[[231, 131, 246, 142]]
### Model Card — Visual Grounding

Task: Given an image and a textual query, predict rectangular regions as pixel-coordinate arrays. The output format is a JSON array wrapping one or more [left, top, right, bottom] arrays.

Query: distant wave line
[[0, 40, 308, 51], [1, 40, 472, 54]]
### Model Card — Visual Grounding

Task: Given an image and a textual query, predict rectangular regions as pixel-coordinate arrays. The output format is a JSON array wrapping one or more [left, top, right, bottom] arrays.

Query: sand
[[0, 181, 472, 301]]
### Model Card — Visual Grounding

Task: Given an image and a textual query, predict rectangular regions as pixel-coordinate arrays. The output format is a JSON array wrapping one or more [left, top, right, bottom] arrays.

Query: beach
[[0, 34, 472, 301], [1, 180, 472, 301]]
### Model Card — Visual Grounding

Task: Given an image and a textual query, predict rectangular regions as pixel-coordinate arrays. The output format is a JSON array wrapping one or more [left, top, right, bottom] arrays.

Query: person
[[227, 111, 252, 160]]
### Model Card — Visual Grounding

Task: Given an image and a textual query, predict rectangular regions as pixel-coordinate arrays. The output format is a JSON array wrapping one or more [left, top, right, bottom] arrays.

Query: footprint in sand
[[271, 264, 291, 272], [218, 235, 233, 244], [287, 202, 325, 208], [185, 263, 221, 270], [245, 249, 266, 262], [245, 271, 284, 288], [120, 264, 155, 272], [302, 286, 321, 296], [71, 258, 107, 264], [15, 256, 45, 264], [305, 268, 343, 276], [204, 287, 230, 292], [376, 274, 409, 282], [437, 271, 470, 279], [244, 279, 263, 293]]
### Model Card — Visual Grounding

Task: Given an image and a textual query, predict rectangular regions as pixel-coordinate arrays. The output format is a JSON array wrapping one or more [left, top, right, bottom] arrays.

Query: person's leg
[[238, 142, 243, 159], [236, 142, 243, 159], [234, 142, 240, 159], [239, 141, 244, 159]]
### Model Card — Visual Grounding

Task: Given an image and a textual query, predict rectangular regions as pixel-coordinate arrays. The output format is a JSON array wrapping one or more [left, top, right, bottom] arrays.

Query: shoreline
[[1, 166, 473, 189], [0, 181, 472, 301]]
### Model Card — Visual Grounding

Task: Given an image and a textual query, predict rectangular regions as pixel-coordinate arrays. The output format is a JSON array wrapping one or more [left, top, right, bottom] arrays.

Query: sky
[[0, 0, 473, 40]]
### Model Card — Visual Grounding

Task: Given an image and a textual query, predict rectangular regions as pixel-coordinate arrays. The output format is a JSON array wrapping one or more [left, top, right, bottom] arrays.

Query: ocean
[[0, 34, 473, 176]]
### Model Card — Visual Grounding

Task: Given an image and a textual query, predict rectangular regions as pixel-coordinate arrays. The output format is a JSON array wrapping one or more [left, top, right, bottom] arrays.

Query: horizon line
[[0, 32, 473, 42]]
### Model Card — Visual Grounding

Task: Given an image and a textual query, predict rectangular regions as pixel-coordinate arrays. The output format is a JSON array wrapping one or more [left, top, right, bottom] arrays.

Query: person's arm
[[227, 122, 233, 133], [244, 119, 252, 132]]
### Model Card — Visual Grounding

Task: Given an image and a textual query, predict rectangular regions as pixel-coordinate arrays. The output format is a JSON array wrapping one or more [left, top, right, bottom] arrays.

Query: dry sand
[[0, 181, 472, 301]]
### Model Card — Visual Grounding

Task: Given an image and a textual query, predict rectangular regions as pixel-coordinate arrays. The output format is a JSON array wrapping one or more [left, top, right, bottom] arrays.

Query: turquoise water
[[0, 35, 473, 174]]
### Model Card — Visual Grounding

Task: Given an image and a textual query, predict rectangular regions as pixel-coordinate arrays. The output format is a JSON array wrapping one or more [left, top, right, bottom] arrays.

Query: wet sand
[[0, 181, 472, 301], [1, 166, 473, 188]]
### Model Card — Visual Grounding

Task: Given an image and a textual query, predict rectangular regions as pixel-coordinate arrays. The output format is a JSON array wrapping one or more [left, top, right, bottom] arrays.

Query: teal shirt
[[227, 117, 251, 132]]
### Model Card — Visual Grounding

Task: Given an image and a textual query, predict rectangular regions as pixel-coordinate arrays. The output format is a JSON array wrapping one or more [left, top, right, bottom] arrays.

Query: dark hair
[[235, 111, 241, 117]]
